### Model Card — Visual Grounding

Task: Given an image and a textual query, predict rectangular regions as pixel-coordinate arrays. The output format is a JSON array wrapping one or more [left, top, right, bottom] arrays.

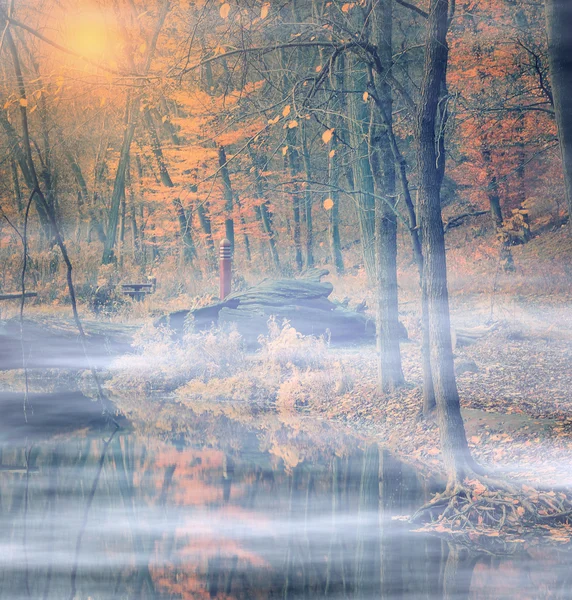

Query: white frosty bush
[[257, 318, 328, 370], [109, 322, 245, 392]]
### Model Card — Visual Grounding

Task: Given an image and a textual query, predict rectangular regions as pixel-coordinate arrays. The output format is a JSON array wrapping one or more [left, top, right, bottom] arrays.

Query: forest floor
[[317, 294, 572, 490]]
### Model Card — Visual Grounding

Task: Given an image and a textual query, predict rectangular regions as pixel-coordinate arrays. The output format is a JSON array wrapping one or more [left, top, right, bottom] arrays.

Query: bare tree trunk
[[10, 158, 23, 213], [481, 142, 514, 270], [125, 159, 142, 265], [416, 0, 475, 487], [545, 0, 572, 229], [144, 109, 196, 263], [301, 122, 314, 268], [285, 127, 304, 272], [102, 0, 169, 264], [1, 24, 52, 238], [248, 148, 281, 271], [328, 139, 344, 274], [371, 0, 405, 393], [218, 145, 236, 249], [348, 57, 376, 281], [58, 131, 106, 243], [234, 194, 252, 264], [102, 94, 137, 264]]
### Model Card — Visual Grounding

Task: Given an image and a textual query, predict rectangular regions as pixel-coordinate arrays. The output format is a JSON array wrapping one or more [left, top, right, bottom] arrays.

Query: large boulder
[[156, 274, 376, 345]]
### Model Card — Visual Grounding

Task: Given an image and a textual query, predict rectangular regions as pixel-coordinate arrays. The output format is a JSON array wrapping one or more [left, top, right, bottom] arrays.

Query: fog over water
[[2, 391, 572, 600]]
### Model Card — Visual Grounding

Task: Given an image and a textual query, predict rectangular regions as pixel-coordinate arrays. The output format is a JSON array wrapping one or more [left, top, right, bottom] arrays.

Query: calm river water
[[1, 390, 571, 599]]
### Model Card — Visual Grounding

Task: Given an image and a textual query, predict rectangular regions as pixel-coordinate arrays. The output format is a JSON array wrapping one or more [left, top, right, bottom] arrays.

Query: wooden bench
[[121, 282, 155, 301]]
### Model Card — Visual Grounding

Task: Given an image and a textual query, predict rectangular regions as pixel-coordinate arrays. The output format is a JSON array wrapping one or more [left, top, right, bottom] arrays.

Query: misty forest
[[1, 0, 572, 598]]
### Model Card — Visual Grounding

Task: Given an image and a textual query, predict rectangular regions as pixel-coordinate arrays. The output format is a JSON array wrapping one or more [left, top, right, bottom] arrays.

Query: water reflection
[[1, 395, 572, 599]]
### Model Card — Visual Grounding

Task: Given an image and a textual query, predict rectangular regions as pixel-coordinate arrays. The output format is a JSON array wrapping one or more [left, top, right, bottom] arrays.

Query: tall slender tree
[[416, 0, 476, 487], [545, 0, 572, 229]]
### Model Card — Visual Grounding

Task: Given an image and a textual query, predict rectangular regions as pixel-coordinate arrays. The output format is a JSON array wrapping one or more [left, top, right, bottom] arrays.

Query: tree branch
[[395, 0, 428, 19], [443, 210, 488, 232]]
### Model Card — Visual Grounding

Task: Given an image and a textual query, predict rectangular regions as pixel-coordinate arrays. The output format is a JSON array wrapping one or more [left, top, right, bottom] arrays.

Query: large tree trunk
[[371, 0, 405, 393], [368, 68, 435, 411], [545, 0, 572, 228], [416, 0, 474, 488]]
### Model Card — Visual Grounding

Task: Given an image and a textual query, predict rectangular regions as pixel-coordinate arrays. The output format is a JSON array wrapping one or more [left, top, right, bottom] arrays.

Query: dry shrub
[[176, 372, 268, 404], [276, 363, 354, 414], [258, 318, 328, 370], [109, 318, 349, 414], [108, 322, 245, 392]]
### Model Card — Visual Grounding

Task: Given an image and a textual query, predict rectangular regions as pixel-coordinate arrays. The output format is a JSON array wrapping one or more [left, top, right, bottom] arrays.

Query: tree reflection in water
[[0, 395, 571, 599]]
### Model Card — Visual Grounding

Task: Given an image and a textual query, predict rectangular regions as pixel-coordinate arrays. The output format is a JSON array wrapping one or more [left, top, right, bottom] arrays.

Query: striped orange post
[[219, 238, 232, 299]]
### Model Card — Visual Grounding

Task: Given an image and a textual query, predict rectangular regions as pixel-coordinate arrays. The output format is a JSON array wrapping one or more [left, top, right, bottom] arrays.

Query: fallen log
[[0, 292, 38, 301]]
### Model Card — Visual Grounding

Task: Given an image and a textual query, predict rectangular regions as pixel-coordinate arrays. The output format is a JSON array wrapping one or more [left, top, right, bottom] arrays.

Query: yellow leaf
[[363, 91, 369, 102], [220, 3, 230, 18], [342, 3, 353, 12], [288, 120, 298, 129], [322, 128, 334, 144], [282, 105, 291, 117], [282, 146, 288, 156], [323, 198, 334, 210], [315, 65, 322, 72], [260, 2, 270, 19], [19, 98, 28, 107], [329, 149, 336, 158]]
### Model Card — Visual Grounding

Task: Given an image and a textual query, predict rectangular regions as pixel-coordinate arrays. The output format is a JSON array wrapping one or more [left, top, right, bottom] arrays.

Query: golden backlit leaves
[[323, 198, 334, 210], [260, 2, 270, 19], [220, 2, 230, 19], [282, 104, 291, 117], [288, 120, 298, 129], [321, 128, 334, 144]]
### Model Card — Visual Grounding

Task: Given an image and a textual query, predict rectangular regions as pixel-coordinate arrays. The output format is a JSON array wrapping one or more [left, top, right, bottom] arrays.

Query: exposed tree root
[[411, 476, 572, 542]]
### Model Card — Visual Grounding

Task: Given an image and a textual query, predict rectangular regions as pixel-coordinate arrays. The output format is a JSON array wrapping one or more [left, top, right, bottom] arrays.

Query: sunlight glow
[[66, 11, 112, 60]]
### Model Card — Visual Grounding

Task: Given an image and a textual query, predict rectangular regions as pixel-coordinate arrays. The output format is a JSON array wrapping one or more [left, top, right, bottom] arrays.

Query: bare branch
[[394, 0, 428, 19]]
